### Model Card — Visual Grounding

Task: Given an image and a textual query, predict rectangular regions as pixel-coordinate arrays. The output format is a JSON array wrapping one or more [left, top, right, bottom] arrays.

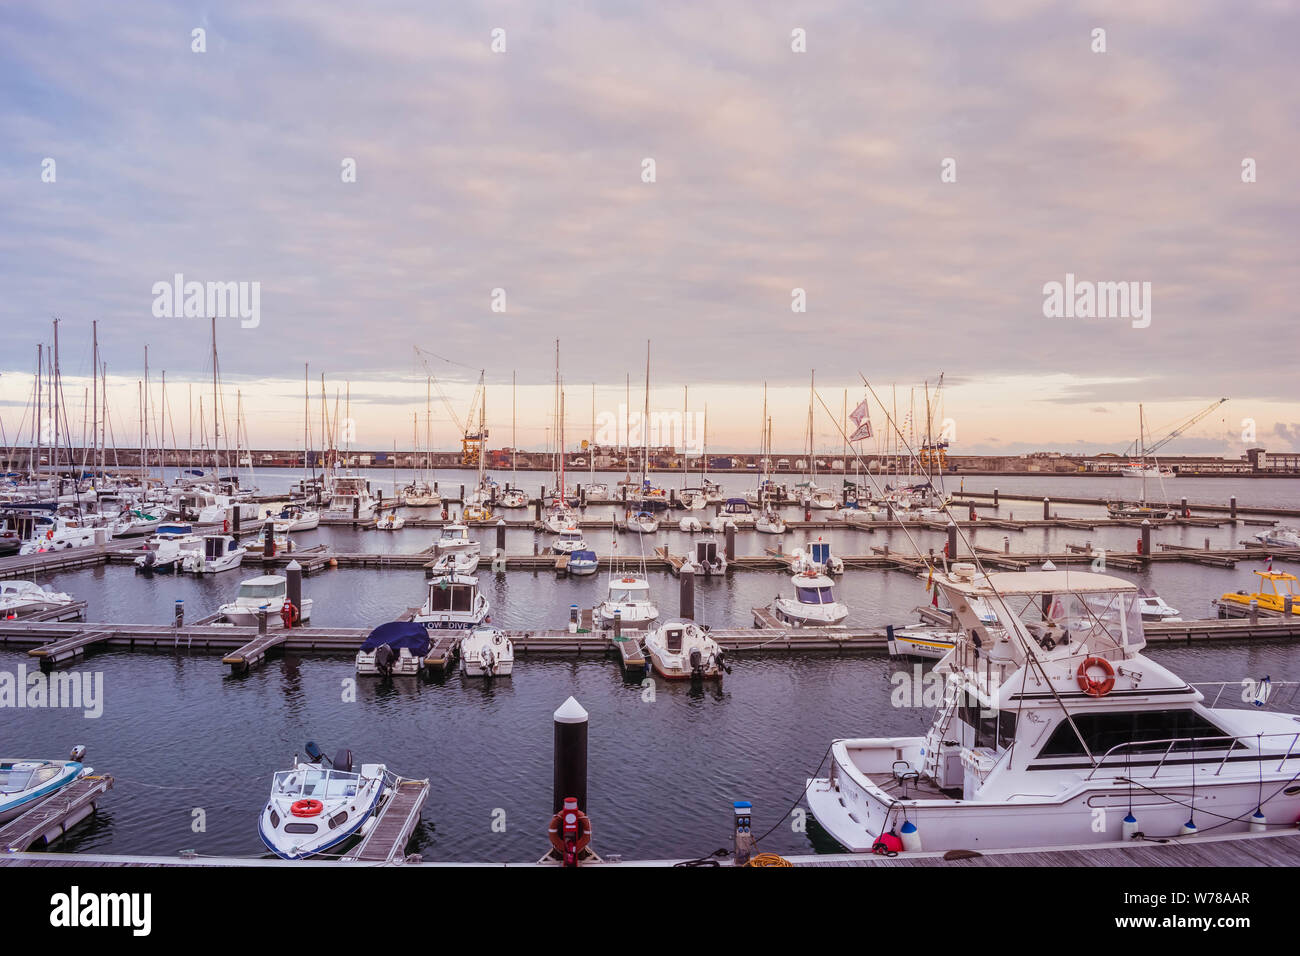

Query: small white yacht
[[19, 515, 100, 554], [248, 520, 295, 555], [435, 524, 481, 556], [415, 574, 489, 631], [770, 571, 849, 627], [429, 550, 481, 577], [274, 506, 320, 531], [807, 565, 1300, 853], [258, 745, 389, 860], [323, 475, 376, 521], [375, 512, 406, 531], [218, 575, 312, 626], [0, 747, 91, 823], [542, 502, 579, 534], [497, 487, 529, 509], [1137, 589, 1180, 619], [1255, 526, 1300, 549], [180, 534, 247, 574], [356, 622, 431, 676], [460, 625, 514, 677], [755, 508, 787, 535], [403, 482, 442, 508], [644, 619, 726, 680], [134, 525, 203, 573], [553, 526, 587, 555], [716, 498, 755, 528], [790, 540, 843, 575], [624, 510, 660, 534], [597, 575, 659, 628], [680, 538, 727, 576], [887, 623, 959, 660], [0, 581, 76, 619], [678, 488, 709, 511], [568, 549, 599, 576]]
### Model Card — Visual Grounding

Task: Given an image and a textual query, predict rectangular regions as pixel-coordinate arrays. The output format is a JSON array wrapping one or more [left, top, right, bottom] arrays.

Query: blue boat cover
[[570, 550, 597, 563], [361, 621, 431, 655]]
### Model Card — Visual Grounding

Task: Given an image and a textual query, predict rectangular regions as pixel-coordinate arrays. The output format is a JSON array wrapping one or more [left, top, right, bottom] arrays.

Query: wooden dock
[[341, 777, 429, 863], [0, 775, 113, 852], [27, 626, 114, 671], [222, 630, 289, 673]]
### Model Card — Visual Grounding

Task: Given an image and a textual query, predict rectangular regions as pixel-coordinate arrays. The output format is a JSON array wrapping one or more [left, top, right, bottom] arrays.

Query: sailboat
[[793, 372, 836, 510], [404, 382, 442, 507], [543, 351, 578, 533], [754, 391, 786, 535], [498, 372, 528, 509], [1107, 404, 1172, 519], [585, 383, 609, 501]]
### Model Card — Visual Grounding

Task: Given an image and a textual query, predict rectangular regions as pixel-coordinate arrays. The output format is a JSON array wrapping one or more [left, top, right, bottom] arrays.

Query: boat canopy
[[571, 549, 597, 562], [361, 622, 431, 656]]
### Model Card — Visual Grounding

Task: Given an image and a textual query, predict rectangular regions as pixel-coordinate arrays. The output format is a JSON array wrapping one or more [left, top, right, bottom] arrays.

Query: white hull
[[772, 598, 848, 627]]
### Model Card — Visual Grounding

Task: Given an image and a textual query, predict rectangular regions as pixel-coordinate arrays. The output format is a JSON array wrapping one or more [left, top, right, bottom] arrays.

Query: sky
[[0, 0, 1296, 456]]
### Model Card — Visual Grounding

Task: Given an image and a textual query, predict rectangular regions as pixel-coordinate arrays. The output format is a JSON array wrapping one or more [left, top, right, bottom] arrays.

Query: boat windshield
[[609, 588, 648, 604], [427, 584, 475, 613], [271, 768, 360, 799], [796, 586, 835, 605], [239, 583, 285, 599], [0, 763, 62, 794]]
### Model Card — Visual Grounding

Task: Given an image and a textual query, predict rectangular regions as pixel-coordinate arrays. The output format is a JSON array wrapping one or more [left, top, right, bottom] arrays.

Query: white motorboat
[[584, 482, 610, 502], [181, 534, 247, 574], [274, 506, 320, 531], [459, 625, 514, 677], [248, 519, 295, 555], [553, 526, 587, 555], [644, 619, 726, 680], [679, 539, 727, 576], [790, 540, 844, 575], [462, 501, 494, 523], [375, 512, 406, 531], [415, 574, 489, 631], [597, 574, 659, 628], [435, 524, 480, 555], [0, 581, 75, 619], [624, 510, 660, 534], [258, 745, 389, 860], [134, 529, 202, 573], [887, 624, 959, 660], [19, 515, 100, 554], [356, 621, 431, 676], [429, 550, 481, 577], [770, 571, 848, 627], [807, 565, 1300, 854], [323, 474, 376, 521], [703, 479, 724, 504], [218, 575, 312, 626], [716, 498, 755, 527], [0, 747, 91, 823], [755, 509, 787, 535], [1255, 526, 1300, 549], [1121, 461, 1174, 479], [678, 516, 702, 532], [568, 549, 599, 576], [1136, 590, 1180, 619], [113, 508, 164, 537], [497, 487, 528, 509]]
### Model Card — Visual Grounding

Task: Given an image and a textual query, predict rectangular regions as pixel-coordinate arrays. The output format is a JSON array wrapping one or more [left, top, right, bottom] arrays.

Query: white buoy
[[1122, 813, 1139, 839], [899, 819, 921, 852], [1181, 818, 1198, 836], [1250, 809, 1267, 832]]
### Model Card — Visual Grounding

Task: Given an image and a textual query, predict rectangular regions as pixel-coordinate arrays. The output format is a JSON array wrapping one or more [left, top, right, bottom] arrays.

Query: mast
[[591, 383, 597, 485], [211, 317, 221, 477], [642, 340, 650, 487], [52, 319, 60, 483], [91, 320, 98, 484], [34, 345, 42, 485], [511, 371, 516, 480]]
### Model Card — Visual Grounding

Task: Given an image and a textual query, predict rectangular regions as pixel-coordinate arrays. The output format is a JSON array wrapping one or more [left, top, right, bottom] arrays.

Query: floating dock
[[341, 777, 430, 863], [0, 775, 113, 852]]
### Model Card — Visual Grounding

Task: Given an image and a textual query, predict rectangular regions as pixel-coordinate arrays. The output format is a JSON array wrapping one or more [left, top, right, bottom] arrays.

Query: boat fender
[[1122, 813, 1139, 840], [1250, 810, 1267, 833], [1076, 656, 1115, 697], [871, 832, 902, 855], [899, 819, 921, 852]]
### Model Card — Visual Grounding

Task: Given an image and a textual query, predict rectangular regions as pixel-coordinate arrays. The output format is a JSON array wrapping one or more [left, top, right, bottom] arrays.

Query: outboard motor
[[689, 647, 703, 679], [716, 649, 732, 675], [374, 642, 395, 677], [482, 646, 496, 676], [70, 744, 87, 762], [140, 551, 156, 575], [333, 749, 353, 773]]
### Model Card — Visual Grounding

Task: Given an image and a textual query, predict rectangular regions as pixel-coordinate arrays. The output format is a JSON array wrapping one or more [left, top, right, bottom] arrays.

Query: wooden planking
[[222, 630, 288, 671], [343, 777, 429, 863], [0, 776, 113, 852]]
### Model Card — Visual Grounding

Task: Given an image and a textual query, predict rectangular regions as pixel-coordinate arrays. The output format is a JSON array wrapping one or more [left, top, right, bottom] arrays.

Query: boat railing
[[1085, 730, 1300, 780], [1191, 680, 1300, 711]]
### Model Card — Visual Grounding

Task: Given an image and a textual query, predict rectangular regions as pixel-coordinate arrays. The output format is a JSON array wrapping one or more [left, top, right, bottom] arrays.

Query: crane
[[1125, 398, 1228, 458], [411, 347, 487, 465]]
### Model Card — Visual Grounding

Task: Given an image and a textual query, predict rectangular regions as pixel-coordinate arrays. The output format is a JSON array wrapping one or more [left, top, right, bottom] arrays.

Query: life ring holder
[[290, 798, 323, 817], [1077, 656, 1115, 697]]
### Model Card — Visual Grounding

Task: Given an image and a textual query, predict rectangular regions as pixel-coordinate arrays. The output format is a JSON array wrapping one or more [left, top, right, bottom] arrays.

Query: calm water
[[4, 470, 1299, 862]]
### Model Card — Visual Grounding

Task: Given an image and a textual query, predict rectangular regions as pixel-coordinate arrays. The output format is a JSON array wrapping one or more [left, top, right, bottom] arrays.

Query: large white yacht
[[807, 564, 1300, 853], [322, 474, 376, 521], [415, 574, 489, 631]]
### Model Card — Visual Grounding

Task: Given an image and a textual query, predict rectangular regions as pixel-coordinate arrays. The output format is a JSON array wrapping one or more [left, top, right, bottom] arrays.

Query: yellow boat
[[1220, 569, 1300, 615]]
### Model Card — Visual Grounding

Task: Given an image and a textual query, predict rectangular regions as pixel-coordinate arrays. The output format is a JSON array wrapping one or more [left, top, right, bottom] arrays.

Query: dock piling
[[680, 570, 695, 621], [1043, 498, 1050, 520], [725, 523, 736, 563], [286, 560, 302, 627], [552, 696, 589, 816]]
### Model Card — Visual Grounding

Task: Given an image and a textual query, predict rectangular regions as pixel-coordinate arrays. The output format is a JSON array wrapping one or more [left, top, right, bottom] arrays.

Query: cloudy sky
[[1, 0, 1296, 456]]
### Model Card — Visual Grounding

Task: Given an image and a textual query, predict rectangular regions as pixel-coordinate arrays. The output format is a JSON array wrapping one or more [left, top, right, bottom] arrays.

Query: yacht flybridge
[[807, 565, 1300, 853]]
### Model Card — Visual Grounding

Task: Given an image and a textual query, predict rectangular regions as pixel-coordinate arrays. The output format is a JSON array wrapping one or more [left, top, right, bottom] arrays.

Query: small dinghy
[[435, 524, 481, 555], [0, 746, 90, 823], [258, 743, 389, 860], [429, 550, 481, 577], [0, 581, 76, 619], [624, 510, 660, 534], [552, 526, 587, 555], [375, 512, 406, 531], [356, 621, 431, 676], [755, 508, 787, 535], [459, 624, 514, 677]]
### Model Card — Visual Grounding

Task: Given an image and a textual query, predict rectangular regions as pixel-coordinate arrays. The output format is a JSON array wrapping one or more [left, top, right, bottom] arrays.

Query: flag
[[849, 398, 870, 426], [849, 420, 873, 442]]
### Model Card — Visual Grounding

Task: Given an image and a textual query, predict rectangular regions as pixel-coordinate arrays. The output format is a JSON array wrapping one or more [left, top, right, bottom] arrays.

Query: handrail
[[1084, 730, 1300, 780]]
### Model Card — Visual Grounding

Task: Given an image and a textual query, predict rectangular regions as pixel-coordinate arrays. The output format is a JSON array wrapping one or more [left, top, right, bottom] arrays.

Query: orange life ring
[[290, 798, 323, 817], [1077, 656, 1115, 697], [621, 576, 636, 583]]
